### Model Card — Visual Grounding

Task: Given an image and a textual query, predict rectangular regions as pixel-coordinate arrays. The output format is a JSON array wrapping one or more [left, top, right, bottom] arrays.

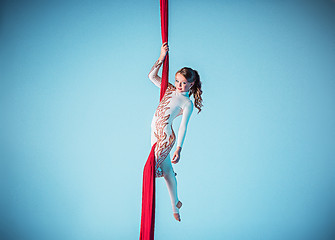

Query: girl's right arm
[[148, 60, 163, 87], [148, 42, 169, 88]]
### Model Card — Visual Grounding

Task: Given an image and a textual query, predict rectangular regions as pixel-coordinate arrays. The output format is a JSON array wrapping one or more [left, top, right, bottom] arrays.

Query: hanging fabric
[[139, 1, 169, 240], [159, 0, 169, 100]]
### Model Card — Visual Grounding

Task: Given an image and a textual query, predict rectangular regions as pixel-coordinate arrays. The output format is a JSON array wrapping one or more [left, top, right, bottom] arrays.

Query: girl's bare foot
[[173, 213, 181, 221]]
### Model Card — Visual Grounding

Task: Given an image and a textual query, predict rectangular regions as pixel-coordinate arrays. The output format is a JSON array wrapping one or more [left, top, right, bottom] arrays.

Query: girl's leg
[[160, 154, 180, 213]]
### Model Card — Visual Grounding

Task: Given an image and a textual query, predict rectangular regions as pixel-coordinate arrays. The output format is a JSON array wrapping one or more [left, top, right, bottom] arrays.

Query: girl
[[148, 42, 203, 221]]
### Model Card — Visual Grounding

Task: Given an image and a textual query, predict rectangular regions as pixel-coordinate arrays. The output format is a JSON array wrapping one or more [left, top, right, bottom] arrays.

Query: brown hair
[[176, 67, 203, 113]]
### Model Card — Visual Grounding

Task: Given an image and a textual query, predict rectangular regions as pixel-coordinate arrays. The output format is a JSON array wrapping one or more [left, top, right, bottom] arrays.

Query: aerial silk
[[139, 0, 168, 240]]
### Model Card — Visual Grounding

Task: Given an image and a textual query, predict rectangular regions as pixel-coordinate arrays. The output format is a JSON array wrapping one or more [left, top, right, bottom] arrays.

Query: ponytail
[[189, 70, 203, 113], [176, 67, 203, 113]]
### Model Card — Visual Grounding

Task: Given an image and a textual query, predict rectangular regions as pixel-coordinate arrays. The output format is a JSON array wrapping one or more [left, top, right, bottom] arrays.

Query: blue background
[[1, 0, 335, 239]]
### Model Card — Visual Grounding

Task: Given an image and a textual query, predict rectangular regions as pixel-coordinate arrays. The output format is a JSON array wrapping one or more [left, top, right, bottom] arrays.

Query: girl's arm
[[177, 101, 193, 147], [172, 101, 194, 163], [148, 42, 169, 88], [148, 60, 163, 87]]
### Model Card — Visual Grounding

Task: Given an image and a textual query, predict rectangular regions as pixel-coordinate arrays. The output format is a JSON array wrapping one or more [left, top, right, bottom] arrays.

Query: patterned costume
[[149, 60, 193, 178]]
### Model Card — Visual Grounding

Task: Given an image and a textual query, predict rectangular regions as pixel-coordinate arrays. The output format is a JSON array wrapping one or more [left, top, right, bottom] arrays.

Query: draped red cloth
[[159, 0, 169, 100], [139, 1, 168, 240]]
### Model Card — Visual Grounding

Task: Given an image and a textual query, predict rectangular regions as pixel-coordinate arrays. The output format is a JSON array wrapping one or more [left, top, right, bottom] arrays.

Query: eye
[[182, 82, 186, 85], [175, 80, 179, 82]]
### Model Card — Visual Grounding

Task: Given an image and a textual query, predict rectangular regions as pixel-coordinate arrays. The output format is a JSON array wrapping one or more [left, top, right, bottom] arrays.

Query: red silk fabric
[[139, 143, 157, 240], [140, 1, 169, 240], [160, 0, 169, 100]]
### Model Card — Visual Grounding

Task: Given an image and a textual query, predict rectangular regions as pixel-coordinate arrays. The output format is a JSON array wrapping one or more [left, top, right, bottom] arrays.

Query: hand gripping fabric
[[139, 1, 169, 240]]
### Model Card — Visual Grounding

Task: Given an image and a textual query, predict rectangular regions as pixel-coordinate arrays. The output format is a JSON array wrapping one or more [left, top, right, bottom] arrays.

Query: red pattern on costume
[[152, 87, 176, 177]]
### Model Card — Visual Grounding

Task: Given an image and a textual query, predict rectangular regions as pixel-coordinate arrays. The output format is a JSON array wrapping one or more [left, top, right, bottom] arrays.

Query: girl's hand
[[158, 42, 169, 62], [171, 147, 181, 164]]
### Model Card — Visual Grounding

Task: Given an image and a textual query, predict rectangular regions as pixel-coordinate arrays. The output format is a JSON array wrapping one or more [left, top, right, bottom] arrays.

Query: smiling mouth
[[178, 88, 182, 90]]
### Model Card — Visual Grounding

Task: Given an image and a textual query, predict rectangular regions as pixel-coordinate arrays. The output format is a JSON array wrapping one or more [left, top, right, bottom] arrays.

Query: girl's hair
[[176, 67, 203, 113]]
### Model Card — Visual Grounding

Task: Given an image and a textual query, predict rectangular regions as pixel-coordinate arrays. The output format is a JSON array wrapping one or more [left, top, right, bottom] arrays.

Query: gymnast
[[148, 42, 203, 221]]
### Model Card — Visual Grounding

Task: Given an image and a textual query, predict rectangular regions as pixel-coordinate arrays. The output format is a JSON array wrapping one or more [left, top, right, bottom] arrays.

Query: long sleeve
[[148, 60, 163, 88], [177, 101, 194, 148]]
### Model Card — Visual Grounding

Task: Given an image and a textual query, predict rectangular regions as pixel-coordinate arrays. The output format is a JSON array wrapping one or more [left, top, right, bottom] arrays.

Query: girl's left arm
[[177, 101, 194, 148], [172, 101, 193, 163]]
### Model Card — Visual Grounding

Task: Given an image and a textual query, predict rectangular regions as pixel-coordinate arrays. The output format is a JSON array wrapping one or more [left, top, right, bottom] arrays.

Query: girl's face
[[175, 73, 194, 93]]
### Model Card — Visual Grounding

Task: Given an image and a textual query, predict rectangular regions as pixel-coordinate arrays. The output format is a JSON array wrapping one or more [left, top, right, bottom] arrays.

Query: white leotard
[[148, 60, 193, 177]]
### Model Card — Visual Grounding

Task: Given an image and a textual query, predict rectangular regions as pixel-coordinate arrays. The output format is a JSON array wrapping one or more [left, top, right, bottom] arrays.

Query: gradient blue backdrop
[[1, 0, 335, 239]]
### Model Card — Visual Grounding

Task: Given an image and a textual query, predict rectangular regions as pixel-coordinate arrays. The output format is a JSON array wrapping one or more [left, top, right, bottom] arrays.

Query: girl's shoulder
[[167, 82, 176, 90], [183, 98, 193, 110]]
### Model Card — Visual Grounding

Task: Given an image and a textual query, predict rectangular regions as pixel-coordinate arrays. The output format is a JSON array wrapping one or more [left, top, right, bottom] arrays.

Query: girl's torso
[[152, 85, 192, 128]]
